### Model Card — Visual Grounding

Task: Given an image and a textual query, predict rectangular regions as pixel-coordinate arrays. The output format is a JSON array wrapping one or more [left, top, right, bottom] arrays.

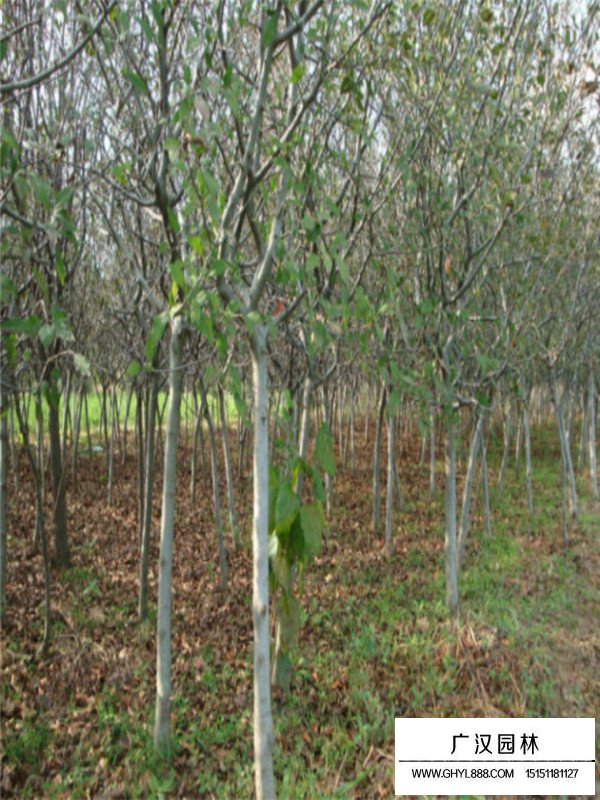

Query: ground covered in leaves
[[1, 422, 599, 799]]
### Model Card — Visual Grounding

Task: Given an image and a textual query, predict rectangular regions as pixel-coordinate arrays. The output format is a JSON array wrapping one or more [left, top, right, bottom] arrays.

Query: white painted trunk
[[250, 325, 276, 800], [444, 419, 460, 619], [154, 318, 184, 756], [589, 370, 598, 499]]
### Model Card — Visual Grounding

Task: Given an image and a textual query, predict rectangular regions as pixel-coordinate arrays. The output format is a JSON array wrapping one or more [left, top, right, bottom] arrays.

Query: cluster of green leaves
[[268, 424, 335, 658]]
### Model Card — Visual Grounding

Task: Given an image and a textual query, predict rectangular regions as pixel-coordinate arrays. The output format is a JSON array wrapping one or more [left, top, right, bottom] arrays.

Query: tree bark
[[122, 381, 134, 464], [553, 377, 578, 521], [497, 399, 512, 500], [200, 381, 228, 591], [523, 401, 533, 513], [588, 369, 598, 499], [71, 381, 84, 491], [48, 395, 69, 568], [60, 369, 72, 465], [107, 384, 116, 506], [0, 395, 8, 625], [372, 384, 386, 532], [385, 410, 395, 554], [136, 387, 145, 544], [444, 417, 460, 619], [154, 318, 184, 756], [138, 374, 158, 621], [14, 393, 51, 655], [457, 412, 484, 569], [429, 407, 436, 494], [8, 406, 18, 492], [480, 432, 492, 538], [250, 325, 276, 800], [219, 386, 239, 548]]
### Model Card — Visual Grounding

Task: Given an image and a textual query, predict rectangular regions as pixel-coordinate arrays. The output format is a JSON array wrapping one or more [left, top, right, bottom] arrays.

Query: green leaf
[[340, 73, 354, 94], [299, 504, 324, 561], [275, 593, 301, 651], [146, 313, 168, 365], [315, 423, 336, 476], [262, 12, 278, 48], [290, 63, 305, 84], [423, 7, 436, 25], [51, 306, 74, 342], [126, 360, 142, 378], [188, 235, 204, 256], [479, 5, 493, 23], [0, 275, 17, 298], [270, 552, 291, 592], [275, 481, 300, 534], [2, 315, 42, 336], [39, 323, 55, 348], [56, 250, 66, 286], [122, 68, 148, 95], [74, 353, 90, 376]]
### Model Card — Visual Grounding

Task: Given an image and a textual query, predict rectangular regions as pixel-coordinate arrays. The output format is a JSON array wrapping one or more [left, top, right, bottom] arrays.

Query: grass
[[15, 387, 240, 446], [2, 421, 598, 798]]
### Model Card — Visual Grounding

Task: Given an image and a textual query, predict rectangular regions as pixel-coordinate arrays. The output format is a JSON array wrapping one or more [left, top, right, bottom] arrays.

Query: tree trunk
[[322, 386, 333, 517], [48, 396, 69, 568], [0, 397, 8, 625], [372, 384, 386, 532], [84, 388, 92, 456], [136, 387, 145, 544], [385, 410, 395, 554], [444, 417, 460, 619], [457, 412, 484, 569], [138, 375, 158, 622], [219, 386, 239, 548], [514, 409, 523, 479], [14, 393, 51, 655], [429, 407, 436, 494], [71, 382, 84, 491], [250, 325, 276, 800], [272, 374, 312, 693], [154, 318, 184, 756], [60, 369, 72, 465], [523, 401, 533, 513], [554, 378, 578, 521], [200, 381, 228, 591], [480, 430, 492, 538], [122, 382, 134, 464], [349, 378, 356, 473], [100, 383, 109, 462], [588, 369, 598, 499], [497, 400, 512, 500], [8, 406, 18, 492], [107, 384, 116, 506]]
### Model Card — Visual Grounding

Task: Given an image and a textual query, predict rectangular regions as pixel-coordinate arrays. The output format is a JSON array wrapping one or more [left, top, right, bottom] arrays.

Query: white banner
[[395, 717, 595, 796]]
